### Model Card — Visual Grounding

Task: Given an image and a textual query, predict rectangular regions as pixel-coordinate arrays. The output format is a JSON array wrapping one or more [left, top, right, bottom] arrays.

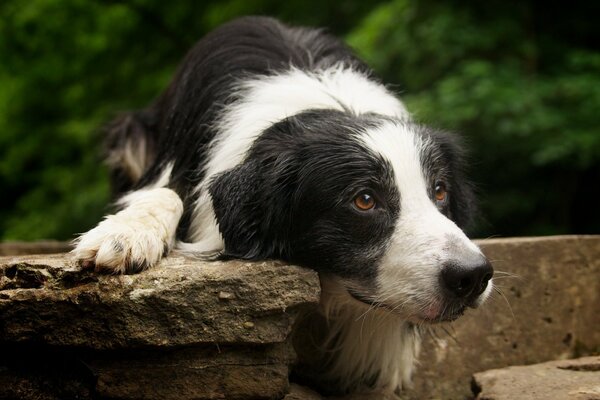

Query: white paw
[[72, 188, 183, 274], [72, 219, 168, 274]]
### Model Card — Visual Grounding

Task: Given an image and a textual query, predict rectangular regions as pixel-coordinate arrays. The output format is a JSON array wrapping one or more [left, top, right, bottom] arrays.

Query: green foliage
[[0, 0, 598, 239], [348, 1, 600, 235]]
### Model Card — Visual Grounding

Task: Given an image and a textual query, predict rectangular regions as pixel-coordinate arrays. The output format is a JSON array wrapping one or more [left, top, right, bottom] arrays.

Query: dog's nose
[[441, 259, 493, 299]]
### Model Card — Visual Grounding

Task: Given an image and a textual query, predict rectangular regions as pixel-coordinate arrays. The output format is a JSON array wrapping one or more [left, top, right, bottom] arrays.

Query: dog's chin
[[347, 288, 477, 324]]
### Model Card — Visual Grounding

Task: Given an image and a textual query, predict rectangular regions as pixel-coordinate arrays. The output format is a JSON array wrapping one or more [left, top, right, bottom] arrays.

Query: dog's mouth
[[422, 304, 467, 323], [347, 288, 474, 323], [347, 289, 397, 313]]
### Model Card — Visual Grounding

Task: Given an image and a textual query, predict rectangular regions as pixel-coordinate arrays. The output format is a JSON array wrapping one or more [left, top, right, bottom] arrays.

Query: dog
[[73, 16, 493, 394]]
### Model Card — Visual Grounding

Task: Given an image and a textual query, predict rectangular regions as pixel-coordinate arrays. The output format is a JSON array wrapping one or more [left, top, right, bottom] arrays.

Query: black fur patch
[[418, 125, 476, 230], [209, 110, 399, 284]]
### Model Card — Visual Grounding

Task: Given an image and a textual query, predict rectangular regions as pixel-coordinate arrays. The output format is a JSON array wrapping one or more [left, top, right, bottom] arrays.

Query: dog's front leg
[[72, 188, 183, 274]]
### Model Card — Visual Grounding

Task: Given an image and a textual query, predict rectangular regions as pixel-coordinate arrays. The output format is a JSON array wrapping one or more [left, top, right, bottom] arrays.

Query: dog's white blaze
[[359, 121, 484, 315], [186, 65, 407, 245]]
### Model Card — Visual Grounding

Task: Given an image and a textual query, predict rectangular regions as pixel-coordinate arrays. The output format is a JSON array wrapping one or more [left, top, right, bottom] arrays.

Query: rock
[[0, 252, 320, 399], [0, 342, 294, 400], [284, 384, 324, 400], [405, 235, 600, 400], [92, 343, 294, 400], [472, 356, 600, 399], [0, 253, 320, 349], [0, 235, 599, 399]]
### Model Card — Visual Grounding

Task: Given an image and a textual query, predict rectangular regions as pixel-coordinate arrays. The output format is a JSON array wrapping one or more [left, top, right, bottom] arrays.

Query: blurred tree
[[0, 0, 597, 240], [348, 0, 600, 236], [0, 0, 383, 240]]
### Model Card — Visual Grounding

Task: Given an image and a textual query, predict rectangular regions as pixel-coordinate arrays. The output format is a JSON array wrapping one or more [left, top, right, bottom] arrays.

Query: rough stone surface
[[0, 236, 599, 399], [0, 252, 320, 348], [404, 235, 600, 400], [0, 342, 294, 400], [0, 251, 319, 399], [472, 356, 600, 399], [91, 344, 294, 400]]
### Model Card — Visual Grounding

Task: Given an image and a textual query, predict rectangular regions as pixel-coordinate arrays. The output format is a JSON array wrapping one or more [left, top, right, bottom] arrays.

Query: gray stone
[[405, 235, 600, 399], [1, 235, 599, 399], [91, 343, 294, 400], [472, 356, 600, 400], [0, 252, 319, 400], [0, 253, 320, 349]]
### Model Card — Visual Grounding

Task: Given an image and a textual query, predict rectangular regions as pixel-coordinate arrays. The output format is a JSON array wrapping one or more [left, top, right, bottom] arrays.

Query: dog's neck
[[293, 275, 421, 394]]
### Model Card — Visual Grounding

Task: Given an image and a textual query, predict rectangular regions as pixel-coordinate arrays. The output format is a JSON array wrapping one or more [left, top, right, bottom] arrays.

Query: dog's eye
[[434, 181, 447, 205], [354, 193, 376, 211]]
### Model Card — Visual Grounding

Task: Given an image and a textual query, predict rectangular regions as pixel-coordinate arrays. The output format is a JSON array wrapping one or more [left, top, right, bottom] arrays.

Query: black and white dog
[[73, 16, 493, 393]]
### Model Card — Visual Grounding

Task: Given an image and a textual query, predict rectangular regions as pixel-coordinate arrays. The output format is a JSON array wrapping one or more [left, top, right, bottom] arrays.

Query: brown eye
[[354, 193, 376, 211], [434, 182, 447, 203]]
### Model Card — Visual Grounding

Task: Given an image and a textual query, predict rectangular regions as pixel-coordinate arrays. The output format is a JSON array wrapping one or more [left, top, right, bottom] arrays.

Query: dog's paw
[[72, 217, 169, 274], [73, 188, 183, 274]]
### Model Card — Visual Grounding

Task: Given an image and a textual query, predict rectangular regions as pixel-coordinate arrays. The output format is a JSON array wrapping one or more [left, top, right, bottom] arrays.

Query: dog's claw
[[79, 259, 95, 270]]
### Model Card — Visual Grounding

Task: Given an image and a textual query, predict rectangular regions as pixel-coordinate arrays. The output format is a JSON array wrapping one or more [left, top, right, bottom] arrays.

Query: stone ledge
[[1, 235, 599, 399], [405, 235, 600, 399], [0, 251, 319, 399], [0, 253, 320, 348], [472, 356, 600, 399]]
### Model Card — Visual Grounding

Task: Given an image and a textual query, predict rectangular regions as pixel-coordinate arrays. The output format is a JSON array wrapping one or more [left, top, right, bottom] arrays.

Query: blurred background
[[0, 0, 598, 241]]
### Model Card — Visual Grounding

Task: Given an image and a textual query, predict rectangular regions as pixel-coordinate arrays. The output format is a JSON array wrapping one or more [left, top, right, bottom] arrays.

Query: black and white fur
[[73, 16, 493, 394]]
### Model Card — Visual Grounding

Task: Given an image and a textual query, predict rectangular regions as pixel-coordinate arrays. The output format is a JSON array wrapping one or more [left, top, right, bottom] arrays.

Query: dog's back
[[106, 16, 366, 200]]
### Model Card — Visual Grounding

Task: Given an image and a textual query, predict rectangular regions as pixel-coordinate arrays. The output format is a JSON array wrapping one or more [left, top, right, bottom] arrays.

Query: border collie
[[73, 16, 493, 394]]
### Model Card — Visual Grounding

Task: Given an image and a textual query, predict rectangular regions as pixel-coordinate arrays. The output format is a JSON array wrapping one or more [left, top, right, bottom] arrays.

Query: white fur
[[72, 174, 183, 273], [184, 65, 407, 248], [318, 276, 421, 392]]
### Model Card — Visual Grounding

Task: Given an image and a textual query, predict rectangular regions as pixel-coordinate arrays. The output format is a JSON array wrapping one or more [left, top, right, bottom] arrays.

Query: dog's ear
[[441, 134, 478, 232], [208, 155, 297, 260], [427, 128, 478, 231], [450, 170, 477, 232]]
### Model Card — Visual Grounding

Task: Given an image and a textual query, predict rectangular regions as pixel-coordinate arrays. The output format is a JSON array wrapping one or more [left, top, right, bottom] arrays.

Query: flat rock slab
[[1, 342, 294, 400], [0, 253, 320, 348], [473, 356, 600, 400], [406, 235, 600, 400], [0, 252, 319, 400]]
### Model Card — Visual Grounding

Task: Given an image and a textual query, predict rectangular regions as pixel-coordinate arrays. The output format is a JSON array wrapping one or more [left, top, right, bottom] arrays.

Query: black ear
[[208, 156, 296, 260], [427, 128, 478, 231], [443, 135, 478, 232], [450, 170, 477, 232]]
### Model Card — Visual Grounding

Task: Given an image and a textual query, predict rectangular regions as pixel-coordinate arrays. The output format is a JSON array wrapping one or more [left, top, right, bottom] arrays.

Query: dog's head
[[210, 109, 493, 323]]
